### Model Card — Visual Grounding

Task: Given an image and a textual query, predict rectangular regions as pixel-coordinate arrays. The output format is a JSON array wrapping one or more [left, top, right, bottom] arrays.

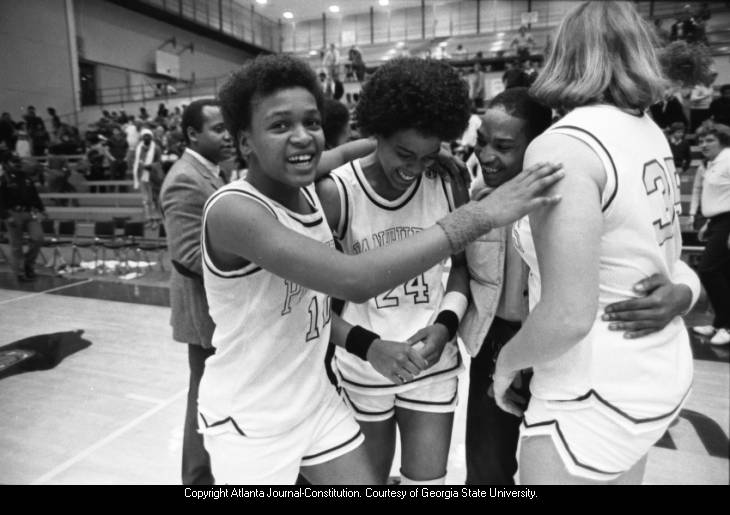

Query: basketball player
[[198, 54, 564, 484], [316, 57, 470, 485], [493, 1, 699, 484], [463, 88, 701, 485]]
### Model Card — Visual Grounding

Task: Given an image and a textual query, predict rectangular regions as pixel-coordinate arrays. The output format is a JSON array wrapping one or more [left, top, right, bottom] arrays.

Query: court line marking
[[0, 279, 94, 305], [32, 388, 187, 485], [125, 393, 165, 405]]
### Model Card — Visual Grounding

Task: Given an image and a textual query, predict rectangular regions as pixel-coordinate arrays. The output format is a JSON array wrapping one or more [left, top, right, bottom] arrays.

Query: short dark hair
[[218, 54, 324, 144], [488, 87, 553, 143], [322, 99, 350, 149], [355, 57, 470, 141], [697, 122, 730, 147], [181, 98, 220, 145], [670, 121, 686, 133], [720, 84, 730, 95]]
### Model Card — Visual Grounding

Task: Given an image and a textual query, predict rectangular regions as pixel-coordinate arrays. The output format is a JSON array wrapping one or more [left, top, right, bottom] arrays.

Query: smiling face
[[240, 87, 324, 192], [476, 106, 529, 188], [374, 128, 441, 193]]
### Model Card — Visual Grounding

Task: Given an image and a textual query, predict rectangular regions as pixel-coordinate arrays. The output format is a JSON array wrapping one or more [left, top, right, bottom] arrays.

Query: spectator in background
[[502, 61, 529, 90], [15, 122, 32, 158], [690, 72, 717, 133], [124, 116, 140, 149], [130, 128, 163, 227], [670, 4, 701, 43], [23, 106, 49, 156], [323, 43, 341, 81], [650, 87, 688, 129], [0, 152, 46, 282], [348, 45, 366, 82], [691, 123, 730, 346], [667, 122, 692, 173], [710, 84, 730, 126], [106, 126, 129, 180], [139, 106, 150, 121], [469, 64, 486, 109], [322, 98, 352, 150], [510, 26, 534, 62], [453, 44, 468, 61], [523, 60, 539, 86], [0, 112, 18, 151]]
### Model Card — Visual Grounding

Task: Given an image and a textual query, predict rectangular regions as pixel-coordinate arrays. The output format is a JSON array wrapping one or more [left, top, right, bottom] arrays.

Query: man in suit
[[159, 99, 233, 485]]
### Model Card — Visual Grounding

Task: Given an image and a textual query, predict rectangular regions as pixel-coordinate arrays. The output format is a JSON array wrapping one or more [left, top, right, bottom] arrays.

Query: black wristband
[[435, 310, 459, 340], [345, 325, 380, 361]]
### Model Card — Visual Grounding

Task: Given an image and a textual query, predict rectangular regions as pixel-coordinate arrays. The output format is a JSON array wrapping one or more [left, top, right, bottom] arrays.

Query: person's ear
[[238, 131, 252, 158]]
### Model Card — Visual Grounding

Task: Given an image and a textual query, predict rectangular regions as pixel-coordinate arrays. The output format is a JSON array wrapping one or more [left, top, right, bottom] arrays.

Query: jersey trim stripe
[[439, 176, 456, 212], [554, 386, 691, 424], [552, 124, 619, 212], [205, 263, 263, 279], [521, 419, 623, 476], [199, 413, 247, 436], [331, 173, 350, 240], [302, 429, 363, 461], [206, 187, 278, 219], [342, 389, 395, 416], [338, 352, 462, 389], [396, 391, 458, 406], [351, 160, 423, 211]]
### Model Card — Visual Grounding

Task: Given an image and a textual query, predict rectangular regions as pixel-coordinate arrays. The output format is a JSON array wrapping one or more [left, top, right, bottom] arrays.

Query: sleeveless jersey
[[198, 180, 336, 437], [513, 104, 693, 420], [330, 159, 464, 394]]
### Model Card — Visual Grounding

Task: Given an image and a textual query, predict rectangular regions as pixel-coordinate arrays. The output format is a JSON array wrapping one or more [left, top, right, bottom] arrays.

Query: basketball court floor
[[0, 263, 727, 485]]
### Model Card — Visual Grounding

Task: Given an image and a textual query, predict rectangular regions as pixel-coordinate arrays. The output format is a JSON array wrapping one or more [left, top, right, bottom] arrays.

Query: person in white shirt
[[691, 123, 730, 345]]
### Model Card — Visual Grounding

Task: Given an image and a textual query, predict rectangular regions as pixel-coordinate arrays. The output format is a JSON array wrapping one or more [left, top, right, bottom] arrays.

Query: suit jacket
[[160, 150, 224, 348]]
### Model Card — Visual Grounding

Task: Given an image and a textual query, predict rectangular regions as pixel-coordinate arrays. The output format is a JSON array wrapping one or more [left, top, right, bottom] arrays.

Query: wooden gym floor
[[0, 259, 727, 485]]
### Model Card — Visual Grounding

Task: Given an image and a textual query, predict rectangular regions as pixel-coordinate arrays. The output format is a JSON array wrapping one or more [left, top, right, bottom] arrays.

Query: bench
[[45, 206, 144, 222], [83, 180, 135, 193], [40, 192, 143, 208]]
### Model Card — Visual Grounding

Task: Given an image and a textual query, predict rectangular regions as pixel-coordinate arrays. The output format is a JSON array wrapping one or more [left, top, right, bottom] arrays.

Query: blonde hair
[[531, 1, 666, 111]]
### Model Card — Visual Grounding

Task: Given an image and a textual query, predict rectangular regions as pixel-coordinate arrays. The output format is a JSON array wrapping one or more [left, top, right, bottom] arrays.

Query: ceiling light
[[255, 0, 267, 5], [329, 5, 340, 13], [379, 0, 389, 6], [309, 50, 319, 56], [283, 11, 293, 19]]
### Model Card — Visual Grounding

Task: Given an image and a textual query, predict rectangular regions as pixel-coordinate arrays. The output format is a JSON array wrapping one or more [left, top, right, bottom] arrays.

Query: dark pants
[[466, 317, 530, 485], [6, 211, 43, 277], [698, 212, 730, 329], [183, 344, 215, 485]]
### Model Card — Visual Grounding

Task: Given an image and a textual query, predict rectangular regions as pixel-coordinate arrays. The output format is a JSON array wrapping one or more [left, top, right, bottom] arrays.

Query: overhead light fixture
[[329, 5, 340, 13], [283, 11, 293, 19], [379, 0, 389, 6], [309, 50, 319, 56], [439, 41, 448, 47], [255, 0, 267, 5]]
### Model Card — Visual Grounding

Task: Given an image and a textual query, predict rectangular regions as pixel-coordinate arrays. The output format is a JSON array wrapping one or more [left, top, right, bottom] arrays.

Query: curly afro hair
[[355, 57, 470, 141], [218, 54, 324, 143], [659, 41, 714, 87]]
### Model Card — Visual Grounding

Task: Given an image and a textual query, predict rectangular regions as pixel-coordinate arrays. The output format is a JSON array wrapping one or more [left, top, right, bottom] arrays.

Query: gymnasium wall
[[74, 0, 252, 85], [0, 0, 77, 122]]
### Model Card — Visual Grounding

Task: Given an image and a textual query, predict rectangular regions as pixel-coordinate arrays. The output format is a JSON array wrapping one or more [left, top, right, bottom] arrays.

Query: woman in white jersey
[[199, 54, 564, 485], [492, 1, 701, 484], [317, 58, 471, 485]]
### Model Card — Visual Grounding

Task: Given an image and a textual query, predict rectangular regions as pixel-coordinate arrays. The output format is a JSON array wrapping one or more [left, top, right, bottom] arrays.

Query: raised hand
[[479, 162, 564, 227]]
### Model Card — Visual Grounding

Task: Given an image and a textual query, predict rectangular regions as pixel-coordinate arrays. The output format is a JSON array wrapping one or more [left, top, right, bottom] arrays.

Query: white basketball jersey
[[513, 105, 693, 420], [330, 159, 463, 393], [198, 181, 336, 437]]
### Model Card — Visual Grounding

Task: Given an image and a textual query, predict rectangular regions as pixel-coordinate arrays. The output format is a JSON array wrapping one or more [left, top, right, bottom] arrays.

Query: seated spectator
[[667, 122, 692, 173], [690, 74, 716, 133], [348, 45, 366, 82], [15, 123, 32, 158], [670, 5, 701, 43], [710, 84, 730, 126], [106, 126, 129, 180], [23, 106, 49, 156]]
